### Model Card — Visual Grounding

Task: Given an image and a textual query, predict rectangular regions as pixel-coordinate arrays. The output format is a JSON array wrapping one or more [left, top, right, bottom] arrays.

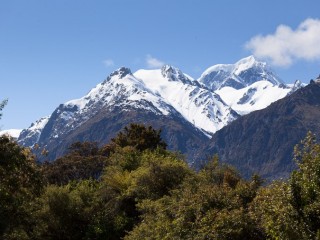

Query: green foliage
[[111, 123, 167, 151], [31, 180, 103, 240], [290, 131, 320, 238], [0, 136, 43, 237], [126, 157, 263, 240], [0, 99, 7, 120], [5, 124, 320, 239], [99, 148, 192, 238], [106, 146, 142, 172], [128, 150, 192, 200], [41, 141, 108, 185], [250, 181, 308, 239], [68, 141, 100, 156], [251, 131, 320, 239]]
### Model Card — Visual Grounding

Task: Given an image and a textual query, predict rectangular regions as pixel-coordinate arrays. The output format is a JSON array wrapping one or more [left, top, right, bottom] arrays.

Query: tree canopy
[[2, 124, 320, 239], [111, 123, 167, 151], [0, 135, 43, 238]]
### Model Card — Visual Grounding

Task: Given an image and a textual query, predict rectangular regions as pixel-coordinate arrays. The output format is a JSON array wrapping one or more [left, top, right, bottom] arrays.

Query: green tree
[[250, 132, 320, 239], [0, 136, 43, 238], [111, 123, 167, 151], [41, 142, 108, 185], [68, 141, 99, 157], [126, 157, 263, 240], [250, 181, 307, 240], [0, 99, 7, 121], [99, 148, 191, 239], [290, 131, 320, 238], [31, 180, 103, 240]]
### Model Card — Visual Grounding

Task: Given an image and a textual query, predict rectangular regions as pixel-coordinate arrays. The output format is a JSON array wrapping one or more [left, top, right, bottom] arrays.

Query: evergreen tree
[[0, 136, 43, 238], [27, 180, 106, 240], [290, 131, 320, 238], [111, 123, 167, 151], [41, 141, 108, 185], [251, 132, 320, 239], [0, 99, 7, 121], [126, 157, 263, 240]]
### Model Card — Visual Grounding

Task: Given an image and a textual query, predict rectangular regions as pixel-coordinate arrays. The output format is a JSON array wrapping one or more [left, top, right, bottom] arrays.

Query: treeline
[[1, 124, 320, 239]]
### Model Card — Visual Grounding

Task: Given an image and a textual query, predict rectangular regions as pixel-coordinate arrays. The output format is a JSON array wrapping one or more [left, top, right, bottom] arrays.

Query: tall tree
[[0, 135, 43, 238], [290, 131, 320, 238], [0, 99, 8, 121], [41, 141, 108, 185], [250, 132, 320, 239], [111, 123, 167, 151]]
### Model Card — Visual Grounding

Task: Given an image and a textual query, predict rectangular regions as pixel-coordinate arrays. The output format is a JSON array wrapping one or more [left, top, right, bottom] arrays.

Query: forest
[[1, 122, 320, 239]]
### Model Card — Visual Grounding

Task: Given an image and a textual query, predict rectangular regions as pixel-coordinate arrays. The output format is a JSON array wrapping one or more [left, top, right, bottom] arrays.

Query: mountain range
[[15, 56, 307, 179]]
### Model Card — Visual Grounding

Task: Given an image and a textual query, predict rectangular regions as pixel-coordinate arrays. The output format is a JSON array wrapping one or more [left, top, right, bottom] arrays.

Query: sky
[[1, 0, 320, 130]]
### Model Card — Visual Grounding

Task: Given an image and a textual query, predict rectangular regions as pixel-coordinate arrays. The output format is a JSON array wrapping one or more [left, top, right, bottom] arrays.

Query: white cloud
[[103, 59, 115, 67], [246, 18, 320, 67], [146, 54, 165, 68]]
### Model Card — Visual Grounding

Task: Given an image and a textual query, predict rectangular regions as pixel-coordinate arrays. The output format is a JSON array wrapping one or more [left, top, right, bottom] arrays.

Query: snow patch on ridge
[[0, 129, 22, 139], [216, 81, 291, 115], [17, 116, 50, 146]]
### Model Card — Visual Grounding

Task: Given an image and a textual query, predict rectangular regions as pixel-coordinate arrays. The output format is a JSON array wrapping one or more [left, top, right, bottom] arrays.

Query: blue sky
[[1, 0, 320, 130]]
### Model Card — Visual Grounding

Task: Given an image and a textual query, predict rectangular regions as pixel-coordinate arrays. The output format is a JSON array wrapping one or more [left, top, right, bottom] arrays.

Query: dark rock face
[[200, 70, 245, 91], [18, 117, 49, 147], [18, 129, 39, 147], [238, 67, 274, 86], [237, 88, 257, 105], [202, 82, 320, 180], [161, 65, 200, 87], [36, 103, 208, 163], [108, 67, 132, 79]]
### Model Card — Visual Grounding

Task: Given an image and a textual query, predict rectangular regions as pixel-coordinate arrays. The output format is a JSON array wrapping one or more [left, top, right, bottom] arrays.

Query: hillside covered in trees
[[1, 123, 320, 239]]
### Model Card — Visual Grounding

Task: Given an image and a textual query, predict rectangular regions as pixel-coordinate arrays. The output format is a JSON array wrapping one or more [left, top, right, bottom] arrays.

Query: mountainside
[[17, 56, 300, 165], [203, 79, 320, 180], [41, 105, 208, 163], [18, 66, 212, 161]]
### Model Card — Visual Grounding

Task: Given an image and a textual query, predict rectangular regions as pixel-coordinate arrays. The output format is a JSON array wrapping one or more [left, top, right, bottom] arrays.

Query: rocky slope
[[203, 78, 320, 180]]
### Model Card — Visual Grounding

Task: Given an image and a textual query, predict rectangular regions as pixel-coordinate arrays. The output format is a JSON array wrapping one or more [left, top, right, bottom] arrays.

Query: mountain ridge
[[16, 56, 302, 167]]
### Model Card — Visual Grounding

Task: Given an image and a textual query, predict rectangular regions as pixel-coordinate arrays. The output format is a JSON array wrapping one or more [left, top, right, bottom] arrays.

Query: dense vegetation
[[1, 122, 320, 239]]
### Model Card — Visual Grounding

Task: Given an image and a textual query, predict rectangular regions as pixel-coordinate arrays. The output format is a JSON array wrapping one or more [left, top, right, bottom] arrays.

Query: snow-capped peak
[[200, 64, 233, 78], [160, 65, 196, 85], [233, 55, 261, 75], [198, 56, 283, 91], [161, 65, 182, 78], [293, 79, 303, 89], [107, 67, 132, 80], [18, 116, 50, 146]]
